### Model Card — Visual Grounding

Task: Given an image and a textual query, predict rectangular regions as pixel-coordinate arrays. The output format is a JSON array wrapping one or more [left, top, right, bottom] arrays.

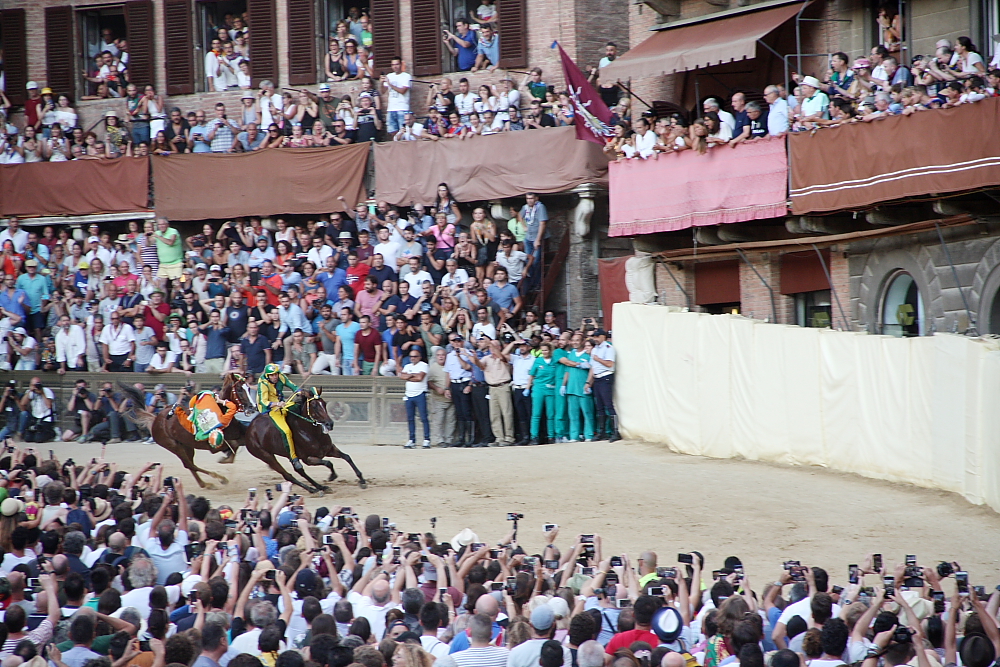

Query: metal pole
[[735, 248, 778, 323], [811, 244, 849, 331], [661, 261, 693, 310], [795, 0, 811, 80], [934, 222, 977, 335]]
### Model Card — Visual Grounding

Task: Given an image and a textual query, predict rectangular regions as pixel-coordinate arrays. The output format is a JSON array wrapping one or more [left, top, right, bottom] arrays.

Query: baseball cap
[[594, 329, 608, 337], [23, 259, 37, 267], [12, 328, 26, 336], [530, 605, 555, 631], [78, 261, 90, 269], [210, 264, 222, 271], [338, 231, 353, 239], [87, 235, 100, 243], [318, 83, 331, 91], [196, 263, 208, 270], [25, 82, 38, 90], [295, 569, 318, 596]]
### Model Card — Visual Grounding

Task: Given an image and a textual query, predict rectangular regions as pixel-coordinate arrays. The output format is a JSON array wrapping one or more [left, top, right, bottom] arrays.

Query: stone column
[[564, 184, 602, 326]]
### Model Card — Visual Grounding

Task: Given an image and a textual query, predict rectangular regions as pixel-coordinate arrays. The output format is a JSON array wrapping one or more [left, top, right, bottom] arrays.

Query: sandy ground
[[49, 438, 1000, 586]]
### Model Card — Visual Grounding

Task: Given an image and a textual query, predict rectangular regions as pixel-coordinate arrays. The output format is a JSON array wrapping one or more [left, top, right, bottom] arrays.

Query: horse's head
[[299, 387, 334, 434], [223, 373, 257, 415]]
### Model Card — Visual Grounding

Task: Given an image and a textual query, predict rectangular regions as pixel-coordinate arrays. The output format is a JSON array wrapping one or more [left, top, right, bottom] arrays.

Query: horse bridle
[[287, 389, 328, 430], [227, 374, 251, 414]]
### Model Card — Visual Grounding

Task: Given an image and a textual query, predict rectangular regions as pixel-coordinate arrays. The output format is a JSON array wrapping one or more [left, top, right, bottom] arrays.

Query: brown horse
[[244, 386, 367, 493], [119, 375, 257, 489]]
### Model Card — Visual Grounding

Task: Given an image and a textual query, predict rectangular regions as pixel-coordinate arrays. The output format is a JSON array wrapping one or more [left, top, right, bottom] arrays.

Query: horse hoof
[[358, 481, 368, 489], [215, 476, 230, 485], [219, 455, 236, 464], [203, 483, 218, 491]]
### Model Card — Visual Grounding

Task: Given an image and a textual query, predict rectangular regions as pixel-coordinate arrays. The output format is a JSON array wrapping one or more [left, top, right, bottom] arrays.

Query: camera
[[610, 556, 623, 567], [892, 626, 914, 644], [656, 567, 677, 579], [936, 561, 955, 578], [507, 512, 523, 521]]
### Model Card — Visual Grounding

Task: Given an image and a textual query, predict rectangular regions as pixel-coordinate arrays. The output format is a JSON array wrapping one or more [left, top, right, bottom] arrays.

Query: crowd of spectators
[[0, 449, 994, 667], [0, 183, 613, 447], [0, 35, 631, 163], [605, 35, 999, 160]]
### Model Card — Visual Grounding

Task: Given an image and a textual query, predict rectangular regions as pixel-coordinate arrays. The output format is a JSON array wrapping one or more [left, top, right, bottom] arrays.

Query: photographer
[[87, 381, 139, 443], [0, 380, 24, 441], [63, 378, 102, 443], [146, 383, 176, 415], [17, 376, 55, 443], [8, 326, 38, 370]]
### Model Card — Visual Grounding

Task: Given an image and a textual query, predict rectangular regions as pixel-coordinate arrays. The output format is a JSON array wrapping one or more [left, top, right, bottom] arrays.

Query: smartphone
[[27, 577, 39, 589], [849, 564, 859, 585], [49, 449, 54, 460], [188, 591, 199, 604], [649, 586, 665, 596], [341, 506, 352, 515], [438, 587, 447, 600], [227, 543, 239, 558], [491, 581, 504, 591], [382, 517, 390, 529], [489, 549, 501, 558], [505, 576, 516, 591], [956, 572, 969, 595], [873, 554, 883, 571], [678, 553, 694, 564], [610, 556, 623, 567], [932, 590, 946, 613], [544, 523, 557, 532], [408, 533, 421, 542], [973, 585, 987, 598], [617, 599, 631, 608], [832, 585, 844, 595], [275, 483, 283, 492], [884, 575, 895, 598], [905, 554, 917, 566], [581, 566, 595, 576], [248, 487, 257, 499], [264, 570, 277, 581], [580, 534, 594, 543], [470, 542, 486, 552], [712, 570, 722, 580], [323, 535, 336, 545], [544, 560, 560, 570], [265, 489, 273, 501], [337, 515, 347, 530]]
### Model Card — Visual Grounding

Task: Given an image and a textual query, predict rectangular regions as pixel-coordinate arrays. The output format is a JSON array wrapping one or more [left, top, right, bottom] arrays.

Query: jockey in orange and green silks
[[257, 364, 302, 468], [178, 391, 238, 452]]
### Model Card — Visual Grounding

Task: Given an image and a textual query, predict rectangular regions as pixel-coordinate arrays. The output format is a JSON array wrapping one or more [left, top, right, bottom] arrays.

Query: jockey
[[178, 390, 239, 453], [257, 363, 302, 469]]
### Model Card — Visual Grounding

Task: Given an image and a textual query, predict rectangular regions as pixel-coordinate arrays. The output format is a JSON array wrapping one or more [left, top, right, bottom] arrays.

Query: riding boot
[[595, 415, 607, 441], [291, 457, 304, 471], [609, 416, 622, 442], [463, 421, 476, 447]]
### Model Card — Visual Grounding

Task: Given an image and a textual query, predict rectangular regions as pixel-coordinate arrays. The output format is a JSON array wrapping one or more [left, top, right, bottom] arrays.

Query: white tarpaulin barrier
[[613, 303, 1000, 512]]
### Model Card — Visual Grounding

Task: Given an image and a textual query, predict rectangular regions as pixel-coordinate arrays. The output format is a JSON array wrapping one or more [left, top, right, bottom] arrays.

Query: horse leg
[[305, 456, 338, 482], [295, 464, 331, 494], [257, 449, 320, 493], [336, 449, 368, 489], [167, 440, 215, 489]]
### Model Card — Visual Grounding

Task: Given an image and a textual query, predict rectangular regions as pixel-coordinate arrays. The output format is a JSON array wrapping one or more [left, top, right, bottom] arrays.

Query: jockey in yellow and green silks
[[257, 364, 302, 469]]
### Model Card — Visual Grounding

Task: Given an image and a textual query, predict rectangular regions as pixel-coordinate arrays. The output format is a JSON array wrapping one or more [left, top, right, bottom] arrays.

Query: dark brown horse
[[119, 375, 257, 489], [244, 386, 367, 493]]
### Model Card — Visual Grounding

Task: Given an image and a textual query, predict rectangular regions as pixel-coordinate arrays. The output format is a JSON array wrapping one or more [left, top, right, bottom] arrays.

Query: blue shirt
[[249, 247, 276, 268], [15, 274, 49, 313], [0, 287, 26, 319], [476, 34, 500, 67], [201, 324, 230, 359], [190, 124, 212, 153], [487, 283, 519, 310], [520, 202, 549, 243], [451, 28, 479, 71], [381, 327, 396, 359], [240, 334, 270, 373], [278, 303, 311, 334], [335, 321, 362, 360], [317, 269, 348, 298]]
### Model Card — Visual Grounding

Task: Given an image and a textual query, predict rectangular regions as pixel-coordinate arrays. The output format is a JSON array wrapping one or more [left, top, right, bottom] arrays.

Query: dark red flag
[[554, 41, 614, 145]]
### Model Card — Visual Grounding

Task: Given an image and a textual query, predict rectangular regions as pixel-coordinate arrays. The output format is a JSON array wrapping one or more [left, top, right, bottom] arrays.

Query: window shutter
[[370, 0, 401, 75], [125, 0, 154, 88], [0, 10, 27, 105], [287, 0, 316, 85], [44, 6, 75, 103], [163, 0, 194, 95], [497, 0, 527, 69], [248, 0, 278, 86], [410, 0, 441, 76]]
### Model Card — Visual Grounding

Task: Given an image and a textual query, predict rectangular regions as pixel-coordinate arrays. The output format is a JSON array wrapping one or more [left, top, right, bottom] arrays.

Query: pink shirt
[[113, 273, 139, 289], [429, 224, 455, 249], [354, 288, 385, 318]]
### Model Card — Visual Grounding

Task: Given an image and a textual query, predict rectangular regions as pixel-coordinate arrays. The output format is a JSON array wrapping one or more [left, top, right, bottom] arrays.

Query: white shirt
[[495, 250, 527, 283], [396, 122, 424, 141], [307, 246, 333, 267], [55, 325, 87, 366], [768, 98, 790, 135], [99, 323, 136, 356], [402, 361, 429, 396], [510, 351, 534, 386], [374, 241, 400, 271], [625, 129, 657, 158], [260, 93, 284, 128], [776, 595, 842, 627], [346, 590, 400, 641], [441, 269, 470, 290], [454, 92, 478, 116], [403, 270, 433, 293], [591, 341, 615, 377], [716, 109, 736, 134], [454, 646, 510, 667], [118, 585, 182, 620], [385, 71, 413, 112], [507, 638, 571, 667], [204, 52, 226, 92], [147, 351, 177, 371], [143, 529, 190, 585], [420, 635, 450, 660], [0, 228, 28, 253], [0, 552, 36, 575], [472, 321, 497, 340]]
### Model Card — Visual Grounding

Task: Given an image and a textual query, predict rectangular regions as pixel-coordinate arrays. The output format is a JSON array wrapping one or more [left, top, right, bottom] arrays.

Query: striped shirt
[[451, 646, 510, 667]]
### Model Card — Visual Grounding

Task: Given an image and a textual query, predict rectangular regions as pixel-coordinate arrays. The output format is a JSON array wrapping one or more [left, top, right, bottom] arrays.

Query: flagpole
[[614, 80, 654, 113]]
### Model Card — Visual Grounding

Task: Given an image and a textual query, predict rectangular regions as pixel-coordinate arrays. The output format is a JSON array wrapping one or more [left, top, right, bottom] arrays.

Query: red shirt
[[346, 262, 370, 287], [143, 302, 171, 339], [355, 327, 382, 363], [262, 273, 283, 306], [24, 99, 42, 127], [606, 628, 660, 654]]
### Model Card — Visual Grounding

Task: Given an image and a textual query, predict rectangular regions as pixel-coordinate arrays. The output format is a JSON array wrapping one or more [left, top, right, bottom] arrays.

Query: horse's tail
[[117, 382, 156, 431]]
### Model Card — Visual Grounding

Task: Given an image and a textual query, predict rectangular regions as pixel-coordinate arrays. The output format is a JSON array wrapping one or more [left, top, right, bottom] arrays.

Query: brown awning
[[600, 2, 802, 81], [0, 158, 150, 218]]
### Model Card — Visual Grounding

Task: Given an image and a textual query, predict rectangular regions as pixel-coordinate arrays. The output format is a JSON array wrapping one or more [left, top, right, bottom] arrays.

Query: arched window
[[880, 271, 924, 337]]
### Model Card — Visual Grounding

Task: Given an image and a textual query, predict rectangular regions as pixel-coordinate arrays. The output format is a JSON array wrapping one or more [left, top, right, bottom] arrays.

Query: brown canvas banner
[[152, 144, 369, 220], [598, 255, 631, 331], [0, 157, 149, 218], [374, 126, 609, 205], [789, 97, 1000, 214]]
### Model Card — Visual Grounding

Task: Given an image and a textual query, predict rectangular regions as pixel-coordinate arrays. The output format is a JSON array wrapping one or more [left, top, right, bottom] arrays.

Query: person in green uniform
[[551, 332, 572, 443], [563, 332, 596, 441], [525, 342, 557, 445]]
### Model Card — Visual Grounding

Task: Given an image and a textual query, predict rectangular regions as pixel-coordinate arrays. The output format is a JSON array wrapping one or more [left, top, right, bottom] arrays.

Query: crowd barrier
[[2, 372, 408, 445], [612, 303, 1000, 512]]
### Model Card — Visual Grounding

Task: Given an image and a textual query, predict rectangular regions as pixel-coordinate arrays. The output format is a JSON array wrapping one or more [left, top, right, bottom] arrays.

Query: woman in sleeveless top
[[146, 85, 166, 137], [296, 91, 318, 129], [343, 40, 362, 79], [19, 126, 42, 162], [139, 220, 160, 276], [240, 95, 260, 128], [54, 95, 77, 131]]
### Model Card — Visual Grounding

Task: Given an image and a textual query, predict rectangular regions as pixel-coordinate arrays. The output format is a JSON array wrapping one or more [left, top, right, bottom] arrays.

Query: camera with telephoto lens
[[937, 561, 956, 578], [892, 626, 914, 644]]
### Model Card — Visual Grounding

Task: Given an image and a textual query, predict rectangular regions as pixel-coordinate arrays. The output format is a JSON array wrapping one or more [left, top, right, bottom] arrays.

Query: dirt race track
[[50, 438, 1000, 587]]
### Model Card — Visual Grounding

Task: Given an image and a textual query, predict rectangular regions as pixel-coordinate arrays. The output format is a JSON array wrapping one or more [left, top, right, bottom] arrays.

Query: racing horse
[[119, 375, 256, 489], [244, 386, 367, 493]]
